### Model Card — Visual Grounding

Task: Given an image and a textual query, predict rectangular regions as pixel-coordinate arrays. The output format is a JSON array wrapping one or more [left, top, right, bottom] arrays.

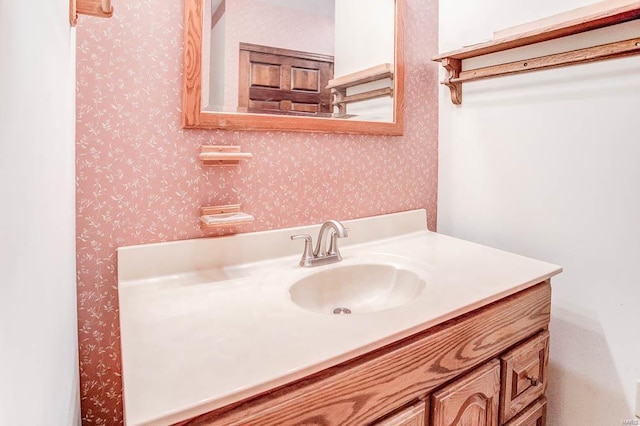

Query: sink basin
[[289, 263, 426, 314]]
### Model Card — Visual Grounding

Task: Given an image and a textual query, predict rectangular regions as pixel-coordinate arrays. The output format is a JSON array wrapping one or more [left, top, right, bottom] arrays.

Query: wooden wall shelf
[[70, 0, 114, 26], [433, 1, 640, 104], [199, 146, 253, 166], [327, 63, 394, 115], [200, 204, 254, 230]]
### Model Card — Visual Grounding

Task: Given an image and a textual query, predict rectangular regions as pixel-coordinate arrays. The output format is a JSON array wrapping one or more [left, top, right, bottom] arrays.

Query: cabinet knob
[[526, 375, 540, 386]]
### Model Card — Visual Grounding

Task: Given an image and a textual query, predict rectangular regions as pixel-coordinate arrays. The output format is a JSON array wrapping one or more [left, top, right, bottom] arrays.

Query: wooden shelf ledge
[[433, 1, 640, 105], [433, 1, 640, 61], [327, 63, 394, 115], [199, 145, 253, 166], [327, 63, 394, 90], [200, 204, 254, 230]]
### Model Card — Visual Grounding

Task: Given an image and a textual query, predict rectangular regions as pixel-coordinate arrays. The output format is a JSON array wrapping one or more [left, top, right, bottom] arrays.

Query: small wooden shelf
[[199, 146, 253, 166], [326, 63, 394, 115], [433, 1, 640, 104], [70, 0, 114, 26], [200, 204, 254, 230]]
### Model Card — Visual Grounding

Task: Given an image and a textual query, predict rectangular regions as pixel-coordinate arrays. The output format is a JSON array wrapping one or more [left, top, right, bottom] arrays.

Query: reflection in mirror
[[202, 0, 395, 122], [182, 0, 404, 134]]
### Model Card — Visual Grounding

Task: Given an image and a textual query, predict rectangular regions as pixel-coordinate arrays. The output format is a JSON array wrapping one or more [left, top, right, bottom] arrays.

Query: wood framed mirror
[[182, 0, 405, 135]]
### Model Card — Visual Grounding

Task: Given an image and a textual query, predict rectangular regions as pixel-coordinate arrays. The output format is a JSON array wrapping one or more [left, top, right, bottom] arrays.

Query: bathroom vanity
[[117, 210, 561, 425], [177, 284, 550, 426]]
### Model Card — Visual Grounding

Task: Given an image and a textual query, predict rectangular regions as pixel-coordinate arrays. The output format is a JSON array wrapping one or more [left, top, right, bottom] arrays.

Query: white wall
[[438, 1, 640, 424], [0, 1, 79, 425]]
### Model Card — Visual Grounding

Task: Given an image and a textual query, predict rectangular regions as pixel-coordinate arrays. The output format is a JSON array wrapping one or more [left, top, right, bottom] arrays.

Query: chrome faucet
[[291, 220, 349, 267]]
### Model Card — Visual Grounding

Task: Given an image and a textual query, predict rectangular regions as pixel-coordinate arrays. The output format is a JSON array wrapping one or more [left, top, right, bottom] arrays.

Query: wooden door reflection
[[238, 43, 334, 116]]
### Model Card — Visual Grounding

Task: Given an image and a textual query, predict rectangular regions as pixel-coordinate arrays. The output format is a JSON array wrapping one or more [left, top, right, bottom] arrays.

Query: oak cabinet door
[[499, 331, 549, 424], [430, 360, 500, 426]]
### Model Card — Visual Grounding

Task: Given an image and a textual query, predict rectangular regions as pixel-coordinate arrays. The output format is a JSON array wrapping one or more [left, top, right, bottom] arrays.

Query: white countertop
[[117, 210, 561, 425]]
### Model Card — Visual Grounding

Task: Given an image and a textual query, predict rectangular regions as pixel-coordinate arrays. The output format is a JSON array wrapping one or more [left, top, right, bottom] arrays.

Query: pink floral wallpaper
[[76, 0, 438, 423]]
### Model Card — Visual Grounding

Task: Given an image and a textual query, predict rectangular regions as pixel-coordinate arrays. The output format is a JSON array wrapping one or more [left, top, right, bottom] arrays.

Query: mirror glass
[[201, 0, 396, 122], [183, 0, 404, 134]]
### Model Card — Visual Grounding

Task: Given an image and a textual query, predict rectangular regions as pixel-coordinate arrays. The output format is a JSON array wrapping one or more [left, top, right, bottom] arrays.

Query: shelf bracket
[[442, 58, 462, 105]]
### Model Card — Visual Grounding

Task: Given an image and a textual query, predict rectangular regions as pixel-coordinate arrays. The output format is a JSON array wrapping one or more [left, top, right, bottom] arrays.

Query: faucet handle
[[327, 230, 347, 258], [291, 234, 314, 267]]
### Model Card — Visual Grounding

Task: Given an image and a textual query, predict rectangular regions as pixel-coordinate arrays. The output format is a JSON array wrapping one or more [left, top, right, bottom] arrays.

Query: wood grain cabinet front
[[499, 331, 549, 424], [503, 398, 547, 426], [430, 360, 501, 426], [374, 400, 428, 426]]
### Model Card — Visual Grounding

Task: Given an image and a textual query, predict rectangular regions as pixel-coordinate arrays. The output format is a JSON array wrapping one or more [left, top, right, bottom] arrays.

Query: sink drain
[[333, 307, 352, 315]]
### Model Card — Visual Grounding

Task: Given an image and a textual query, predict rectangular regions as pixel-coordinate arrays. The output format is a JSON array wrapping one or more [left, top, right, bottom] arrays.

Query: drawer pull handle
[[526, 375, 540, 386]]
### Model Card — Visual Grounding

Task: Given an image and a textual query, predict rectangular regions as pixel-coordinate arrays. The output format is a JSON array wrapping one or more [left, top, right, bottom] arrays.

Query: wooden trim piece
[[75, 0, 113, 19], [180, 282, 551, 425], [433, 2, 640, 61], [181, 0, 405, 135], [327, 63, 394, 90], [494, 0, 639, 40], [182, 0, 204, 127], [339, 87, 393, 104], [237, 49, 250, 110], [200, 204, 242, 216], [394, 0, 405, 130], [503, 397, 547, 426], [200, 152, 253, 162], [239, 43, 334, 64], [199, 145, 252, 166], [450, 37, 640, 84], [332, 88, 394, 115], [211, 0, 225, 29], [70, 0, 78, 26], [375, 400, 427, 426], [194, 112, 403, 135], [71, 0, 114, 25]]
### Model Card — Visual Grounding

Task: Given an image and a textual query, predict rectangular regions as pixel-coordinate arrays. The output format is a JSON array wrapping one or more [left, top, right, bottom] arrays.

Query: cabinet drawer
[[374, 400, 427, 426], [499, 331, 549, 424], [430, 359, 501, 426], [503, 397, 547, 426]]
